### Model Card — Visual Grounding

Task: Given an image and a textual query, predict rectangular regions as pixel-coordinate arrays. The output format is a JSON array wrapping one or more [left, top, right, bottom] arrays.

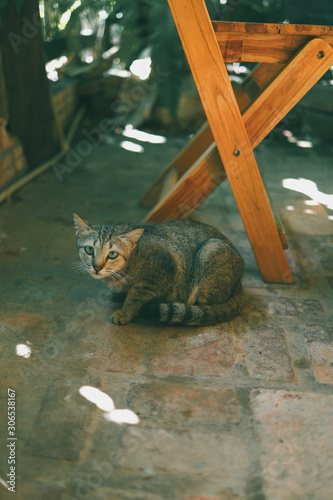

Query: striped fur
[[141, 283, 244, 326], [73, 215, 244, 326]]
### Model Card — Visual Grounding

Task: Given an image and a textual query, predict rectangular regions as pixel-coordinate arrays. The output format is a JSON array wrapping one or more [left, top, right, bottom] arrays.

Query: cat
[[73, 213, 244, 326]]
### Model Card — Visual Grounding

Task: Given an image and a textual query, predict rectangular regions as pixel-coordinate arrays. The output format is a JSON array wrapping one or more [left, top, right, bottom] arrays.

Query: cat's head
[[73, 213, 144, 280]]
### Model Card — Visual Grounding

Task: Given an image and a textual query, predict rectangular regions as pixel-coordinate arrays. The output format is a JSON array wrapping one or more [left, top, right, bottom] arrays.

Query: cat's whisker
[[106, 270, 128, 287], [70, 262, 90, 275]]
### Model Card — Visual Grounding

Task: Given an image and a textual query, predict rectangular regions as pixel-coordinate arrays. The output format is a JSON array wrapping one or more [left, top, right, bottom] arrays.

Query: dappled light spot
[[45, 56, 68, 82], [47, 71, 58, 82], [79, 386, 115, 412], [286, 205, 294, 211], [305, 200, 319, 206], [296, 139, 313, 148], [226, 62, 248, 74], [229, 75, 243, 84], [123, 126, 166, 144], [304, 209, 316, 215], [120, 141, 144, 153], [130, 57, 152, 81], [82, 54, 93, 64], [282, 178, 333, 210], [105, 68, 131, 78], [79, 386, 139, 425], [283, 129, 297, 143], [59, 0, 81, 31], [99, 9, 109, 20], [283, 130, 313, 148], [104, 408, 139, 425], [102, 46, 119, 60], [15, 344, 31, 359], [80, 28, 93, 36]]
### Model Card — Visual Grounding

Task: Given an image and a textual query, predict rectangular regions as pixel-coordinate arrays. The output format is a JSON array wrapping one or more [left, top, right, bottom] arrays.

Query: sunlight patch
[[46, 56, 68, 82], [79, 386, 115, 411], [59, 0, 81, 30], [296, 139, 313, 148], [305, 200, 319, 206], [16, 344, 31, 358], [282, 178, 333, 210], [123, 126, 166, 144], [130, 57, 152, 80], [120, 141, 144, 153], [104, 409, 139, 425], [79, 386, 139, 425]]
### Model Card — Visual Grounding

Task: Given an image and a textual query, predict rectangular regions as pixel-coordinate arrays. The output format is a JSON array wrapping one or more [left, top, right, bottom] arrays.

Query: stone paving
[[0, 124, 332, 500]]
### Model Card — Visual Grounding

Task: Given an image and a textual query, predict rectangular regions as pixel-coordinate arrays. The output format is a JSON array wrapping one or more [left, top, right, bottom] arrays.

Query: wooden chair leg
[[140, 122, 212, 208], [141, 0, 333, 283], [146, 37, 333, 238], [166, 0, 292, 283], [145, 144, 225, 221], [140, 62, 283, 209], [236, 62, 284, 111], [243, 38, 333, 148]]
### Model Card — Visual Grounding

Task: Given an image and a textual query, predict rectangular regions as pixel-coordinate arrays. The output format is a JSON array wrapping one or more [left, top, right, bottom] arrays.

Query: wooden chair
[[140, 0, 333, 283]]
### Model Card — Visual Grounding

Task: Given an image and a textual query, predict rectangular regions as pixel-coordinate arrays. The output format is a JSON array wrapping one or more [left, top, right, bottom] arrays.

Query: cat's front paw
[[111, 309, 131, 325]]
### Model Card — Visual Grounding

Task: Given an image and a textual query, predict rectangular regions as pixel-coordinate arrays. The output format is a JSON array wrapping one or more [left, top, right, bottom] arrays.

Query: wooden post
[[0, 0, 60, 169]]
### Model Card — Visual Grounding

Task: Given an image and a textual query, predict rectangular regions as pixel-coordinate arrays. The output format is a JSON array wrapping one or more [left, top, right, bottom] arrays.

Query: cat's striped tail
[[140, 284, 244, 326]]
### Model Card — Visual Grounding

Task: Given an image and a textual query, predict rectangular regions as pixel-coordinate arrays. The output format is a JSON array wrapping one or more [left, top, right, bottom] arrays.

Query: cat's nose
[[93, 264, 103, 273]]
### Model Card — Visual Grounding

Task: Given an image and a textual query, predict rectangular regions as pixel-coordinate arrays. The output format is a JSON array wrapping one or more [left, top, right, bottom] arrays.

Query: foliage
[[42, 0, 185, 118], [4, 0, 332, 117]]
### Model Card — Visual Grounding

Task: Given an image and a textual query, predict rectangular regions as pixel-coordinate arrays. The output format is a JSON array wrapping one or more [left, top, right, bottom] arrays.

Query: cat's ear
[[73, 213, 93, 236], [118, 228, 144, 248]]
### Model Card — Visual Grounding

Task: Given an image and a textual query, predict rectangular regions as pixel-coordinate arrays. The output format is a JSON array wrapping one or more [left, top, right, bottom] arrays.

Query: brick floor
[[0, 130, 333, 499], [251, 390, 333, 499]]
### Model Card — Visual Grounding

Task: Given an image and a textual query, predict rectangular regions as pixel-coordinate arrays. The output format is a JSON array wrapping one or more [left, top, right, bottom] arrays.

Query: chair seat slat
[[213, 21, 333, 62]]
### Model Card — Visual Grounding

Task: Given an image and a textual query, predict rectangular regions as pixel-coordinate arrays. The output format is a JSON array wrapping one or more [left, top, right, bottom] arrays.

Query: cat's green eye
[[84, 246, 94, 255], [108, 250, 119, 260]]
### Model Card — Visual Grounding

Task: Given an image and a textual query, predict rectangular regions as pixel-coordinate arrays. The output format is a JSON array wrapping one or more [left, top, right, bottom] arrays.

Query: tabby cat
[[73, 213, 244, 326]]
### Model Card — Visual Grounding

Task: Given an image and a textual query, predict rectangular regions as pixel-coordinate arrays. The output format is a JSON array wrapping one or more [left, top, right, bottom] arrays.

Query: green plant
[[41, 0, 185, 118]]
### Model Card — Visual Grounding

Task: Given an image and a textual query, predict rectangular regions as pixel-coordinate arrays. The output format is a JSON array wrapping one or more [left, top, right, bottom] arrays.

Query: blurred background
[[0, 0, 332, 191]]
